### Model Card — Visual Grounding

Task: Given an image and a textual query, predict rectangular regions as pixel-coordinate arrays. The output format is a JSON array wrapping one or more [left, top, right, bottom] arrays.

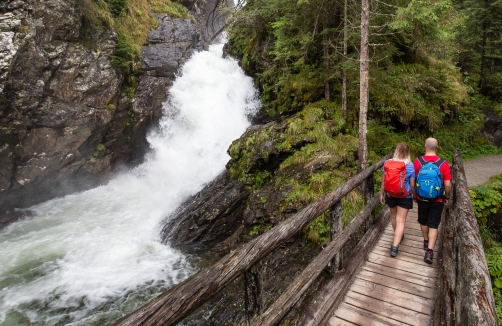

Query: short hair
[[425, 138, 438, 150], [393, 142, 411, 163]]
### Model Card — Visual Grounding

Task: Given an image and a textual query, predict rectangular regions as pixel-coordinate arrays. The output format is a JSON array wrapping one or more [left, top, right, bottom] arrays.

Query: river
[[0, 43, 260, 326]]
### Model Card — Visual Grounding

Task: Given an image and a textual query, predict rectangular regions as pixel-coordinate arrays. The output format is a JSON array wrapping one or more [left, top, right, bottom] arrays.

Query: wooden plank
[[375, 241, 424, 258], [361, 261, 436, 288], [326, 316, 358, 326], [385, 225, 425, 238], [383, 229, 423, 242], [350, 278, 433, 314], [297, 208, 391, 326], [250, 196, 381, 326], [372, 245, 438, 267], [367, 253, 437, 277], [357, 269, 435, 299], [112, 155, 393, 326], [379, 236, 442, 255], [379, 233, 441, 251], [344, 291, 430, 326], [333, 303, 406, 326]]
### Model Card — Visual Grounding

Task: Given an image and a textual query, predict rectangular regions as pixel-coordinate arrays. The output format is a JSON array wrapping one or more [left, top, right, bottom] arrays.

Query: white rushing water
[[0, 44, 260, 325]]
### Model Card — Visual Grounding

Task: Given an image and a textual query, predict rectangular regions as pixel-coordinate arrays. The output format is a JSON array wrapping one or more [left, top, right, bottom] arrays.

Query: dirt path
[[463, 155, 502, 187]]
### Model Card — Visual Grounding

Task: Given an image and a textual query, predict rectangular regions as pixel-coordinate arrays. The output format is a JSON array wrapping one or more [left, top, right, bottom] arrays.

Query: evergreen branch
[[372, 0, 399, 9]]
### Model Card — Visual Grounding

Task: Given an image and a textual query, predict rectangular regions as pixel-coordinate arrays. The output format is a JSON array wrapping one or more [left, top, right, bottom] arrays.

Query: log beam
[[112, 154, 392, 326]]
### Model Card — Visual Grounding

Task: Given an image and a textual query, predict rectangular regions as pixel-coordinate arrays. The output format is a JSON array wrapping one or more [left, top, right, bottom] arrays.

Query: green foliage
[[249, 225, 261, 236], [370, 62, 468, 130], [228, 100, 347, 188], [470, 187, 502, 226], [457, 0, 502, 100], [106, 0, 131, 16], [470, 174, 502, 226], [111, 33, 135, 74], [484, 238, 502, 324], [305, 211, 331, 243]]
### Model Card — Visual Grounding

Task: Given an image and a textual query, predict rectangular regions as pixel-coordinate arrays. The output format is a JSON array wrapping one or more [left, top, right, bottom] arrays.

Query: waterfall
[[0, 43, 260, 326]]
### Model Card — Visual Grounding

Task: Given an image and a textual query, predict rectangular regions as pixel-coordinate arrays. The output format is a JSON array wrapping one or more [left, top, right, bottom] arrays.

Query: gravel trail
[[462, 155, 502, 187]]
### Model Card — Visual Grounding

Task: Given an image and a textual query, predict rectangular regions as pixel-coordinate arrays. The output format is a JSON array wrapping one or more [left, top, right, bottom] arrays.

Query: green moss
[[151, 0, 189, 18]]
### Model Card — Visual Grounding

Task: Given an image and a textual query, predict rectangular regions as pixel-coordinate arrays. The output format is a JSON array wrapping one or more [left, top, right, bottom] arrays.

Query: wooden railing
[[112, 152, 393, 326], [434, 150, 498, 325]]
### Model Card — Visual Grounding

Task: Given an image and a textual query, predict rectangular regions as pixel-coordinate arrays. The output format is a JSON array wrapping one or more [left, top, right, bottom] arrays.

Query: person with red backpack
[[414, 138, 452, 264], [380, 143, 416, 258]]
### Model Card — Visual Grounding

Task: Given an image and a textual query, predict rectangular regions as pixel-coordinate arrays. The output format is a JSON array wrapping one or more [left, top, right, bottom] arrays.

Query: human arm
[[410, 177, 416, 201]]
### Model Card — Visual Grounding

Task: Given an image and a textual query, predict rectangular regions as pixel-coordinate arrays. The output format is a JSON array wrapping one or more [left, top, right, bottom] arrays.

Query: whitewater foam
[[0, 43, 260, 325]]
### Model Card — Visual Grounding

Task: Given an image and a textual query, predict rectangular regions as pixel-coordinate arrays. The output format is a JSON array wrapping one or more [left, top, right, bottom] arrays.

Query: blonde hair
[[392, 143, 411, 164]]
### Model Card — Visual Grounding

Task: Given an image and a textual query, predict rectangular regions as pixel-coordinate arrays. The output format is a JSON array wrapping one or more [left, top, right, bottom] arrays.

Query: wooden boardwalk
[[328, 208, 439, 326]]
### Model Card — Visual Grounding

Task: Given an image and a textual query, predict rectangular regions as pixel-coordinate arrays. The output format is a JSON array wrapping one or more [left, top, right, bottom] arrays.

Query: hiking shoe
[[390, 245, 399, 257], [424, 249, 433, 264], [423, 240, 429, 251]]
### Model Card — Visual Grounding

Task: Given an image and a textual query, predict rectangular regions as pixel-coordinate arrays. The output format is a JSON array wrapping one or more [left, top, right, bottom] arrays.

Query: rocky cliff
[[0, 0, 213, 215]]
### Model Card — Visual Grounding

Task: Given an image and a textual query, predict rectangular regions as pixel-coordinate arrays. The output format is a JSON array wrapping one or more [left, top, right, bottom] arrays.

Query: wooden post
[[330, 201, 343, 275], [367, 173, 375, 224], [362, 173, 375, 231], [244, 263, 263, 322]]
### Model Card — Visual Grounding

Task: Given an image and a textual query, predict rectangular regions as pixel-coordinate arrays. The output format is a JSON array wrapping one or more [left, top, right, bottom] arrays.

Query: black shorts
[[385, 196, 413, 209], [417, 200, 444, 229]]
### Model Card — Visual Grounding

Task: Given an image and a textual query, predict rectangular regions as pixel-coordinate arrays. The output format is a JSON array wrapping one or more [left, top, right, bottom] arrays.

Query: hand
[[444, 198, 449, 206], [380, 193, 385, 205]]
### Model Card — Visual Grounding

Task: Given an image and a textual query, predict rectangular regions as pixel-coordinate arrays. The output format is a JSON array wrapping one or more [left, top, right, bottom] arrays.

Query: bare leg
[[393, 206, 408, 247], [390, 206, 397, 231], [427, 228, 439, 250], [420, 224, 429, 241]]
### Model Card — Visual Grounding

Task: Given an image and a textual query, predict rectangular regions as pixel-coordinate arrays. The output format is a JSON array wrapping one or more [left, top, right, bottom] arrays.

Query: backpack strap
[[433, 158, 446, 168], [417, 156, 427, 167]]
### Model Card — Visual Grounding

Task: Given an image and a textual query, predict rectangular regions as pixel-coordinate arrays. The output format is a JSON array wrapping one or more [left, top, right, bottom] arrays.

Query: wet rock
[[483, 108, 502, 148], [0, 0, 123, 213], [141, 16, 205, 78], [0, 0, 213, 216], [0, 209, 33, 228], [161, 172, 250, 246]]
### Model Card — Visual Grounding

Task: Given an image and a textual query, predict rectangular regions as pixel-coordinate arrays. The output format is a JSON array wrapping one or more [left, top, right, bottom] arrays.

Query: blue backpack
[[416, 156, 445, 200]]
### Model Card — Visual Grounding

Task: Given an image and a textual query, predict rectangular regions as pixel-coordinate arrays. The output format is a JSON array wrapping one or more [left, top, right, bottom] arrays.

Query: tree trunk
[[342, 0, 348, 118], [323, 27, 331, 101], [358, 0, 370, 173]]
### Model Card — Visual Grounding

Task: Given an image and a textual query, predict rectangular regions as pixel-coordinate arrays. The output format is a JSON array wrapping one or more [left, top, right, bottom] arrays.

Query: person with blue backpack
[[414, 138, 452, 264]]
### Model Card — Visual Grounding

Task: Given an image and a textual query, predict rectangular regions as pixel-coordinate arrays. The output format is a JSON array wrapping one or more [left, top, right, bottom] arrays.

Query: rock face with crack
[[0, 0, 208, 214]]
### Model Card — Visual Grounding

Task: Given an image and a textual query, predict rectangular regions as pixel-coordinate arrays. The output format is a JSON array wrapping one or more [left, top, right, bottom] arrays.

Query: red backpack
[[383, 160, 410, 198]]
